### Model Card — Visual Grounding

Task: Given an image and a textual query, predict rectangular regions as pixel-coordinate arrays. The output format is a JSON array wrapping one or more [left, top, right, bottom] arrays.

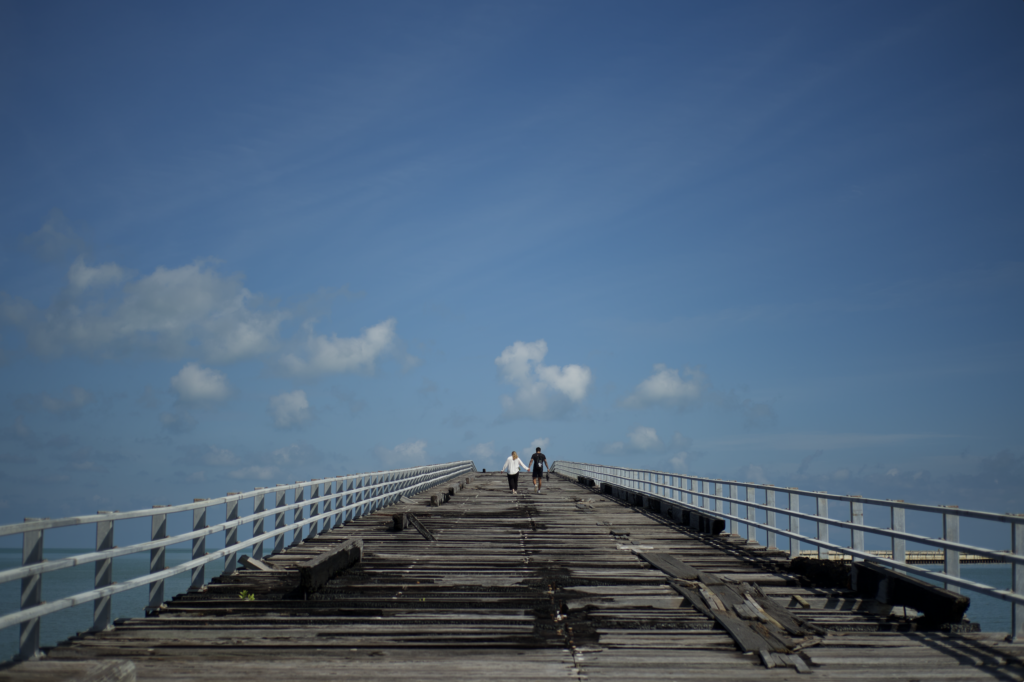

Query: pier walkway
[[4, 472, 1024, 681]]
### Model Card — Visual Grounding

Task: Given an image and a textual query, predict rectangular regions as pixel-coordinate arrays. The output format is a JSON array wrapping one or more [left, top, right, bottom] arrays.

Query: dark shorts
[[533, 466, 543, 478]]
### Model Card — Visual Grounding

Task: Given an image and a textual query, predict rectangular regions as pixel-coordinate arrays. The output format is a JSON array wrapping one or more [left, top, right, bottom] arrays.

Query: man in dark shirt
[[528, 447, 549, 493]]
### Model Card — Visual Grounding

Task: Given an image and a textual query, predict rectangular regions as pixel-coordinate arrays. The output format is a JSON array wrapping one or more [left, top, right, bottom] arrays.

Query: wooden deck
[[3, 473, 1023, 681]]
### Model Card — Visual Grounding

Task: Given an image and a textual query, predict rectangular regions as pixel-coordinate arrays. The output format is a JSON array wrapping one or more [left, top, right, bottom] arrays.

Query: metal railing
[[552, 461, 1024, 640], [0, 460, 475, 661]]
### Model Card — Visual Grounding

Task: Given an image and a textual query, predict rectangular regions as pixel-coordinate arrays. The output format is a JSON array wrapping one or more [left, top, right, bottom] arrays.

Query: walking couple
[[502, 447, 549, 495]]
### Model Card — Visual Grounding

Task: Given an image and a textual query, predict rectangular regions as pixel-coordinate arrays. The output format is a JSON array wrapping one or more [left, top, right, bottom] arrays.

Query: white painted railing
[[0, 460, 476, 661], [553, 461, 1024, 640]]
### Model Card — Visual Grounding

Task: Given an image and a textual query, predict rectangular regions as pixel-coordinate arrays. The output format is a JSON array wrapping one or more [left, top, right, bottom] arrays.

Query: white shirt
[[502, 456, 525, 474]]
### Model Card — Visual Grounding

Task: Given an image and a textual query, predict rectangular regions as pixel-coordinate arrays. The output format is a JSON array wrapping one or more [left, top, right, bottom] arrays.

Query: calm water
[[1, 548, 199, 664], [918, 563, 1013, 633], [0, 552, 1016, 663]]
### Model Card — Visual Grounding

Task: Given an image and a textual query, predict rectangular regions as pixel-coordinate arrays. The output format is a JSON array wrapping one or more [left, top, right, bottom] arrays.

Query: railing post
[[789, 490, 800, 559], [223, 494, 240, 576], [274, 488, 286, 554], [19, 522, 43, 661], [252, 488, 266, 560], [891, 503, 906, 571], [943, 507, 960, 593], [92, 511, 114, 632], [292, 483, 306, 546], [324, 480, 336, 529], [309, 481, 321, 538], [341, 478, 351, 525], [746, 486, 756, 543], [850, 497, 864, 590], [354, 476, 364, 520], [149, 507, 168, 609], [816, 495, 829, 560], [728, 484, 738, 535], [191, 501, 208, 591], [766, 489, 776, 549], [1012, 517, 1023, 642], [715, 481, 724, 517]]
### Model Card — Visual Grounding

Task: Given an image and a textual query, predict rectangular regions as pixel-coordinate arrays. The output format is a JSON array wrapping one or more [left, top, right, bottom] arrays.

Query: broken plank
[[406, 513, 437, 541]]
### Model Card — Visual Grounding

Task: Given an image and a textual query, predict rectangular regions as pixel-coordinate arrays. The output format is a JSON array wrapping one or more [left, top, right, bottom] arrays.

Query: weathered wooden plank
[[237, 555, 273, 571], [406, 513, 437, 541], [0, 660, 136, 682], [743, 582, 829, 637], [297, 538, 362, 593], [638, 552, 702, 580], [19, 472, 1022, 682]]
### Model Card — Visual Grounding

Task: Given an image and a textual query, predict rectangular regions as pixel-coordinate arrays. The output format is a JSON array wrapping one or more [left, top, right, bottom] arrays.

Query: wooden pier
[[3, 473, 1023, 681]]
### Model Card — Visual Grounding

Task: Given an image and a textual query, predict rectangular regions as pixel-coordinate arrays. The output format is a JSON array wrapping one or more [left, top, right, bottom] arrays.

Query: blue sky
[[1, 1, 1022, 535]]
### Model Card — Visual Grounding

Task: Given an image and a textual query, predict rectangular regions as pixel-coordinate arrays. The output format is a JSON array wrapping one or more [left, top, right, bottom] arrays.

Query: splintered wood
[[4, 474, 1023, 681]]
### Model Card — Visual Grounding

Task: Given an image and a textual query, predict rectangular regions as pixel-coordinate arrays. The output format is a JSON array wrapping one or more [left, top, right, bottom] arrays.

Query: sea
[[0, 550, 1016, 663], [1, 548, 200, 664]]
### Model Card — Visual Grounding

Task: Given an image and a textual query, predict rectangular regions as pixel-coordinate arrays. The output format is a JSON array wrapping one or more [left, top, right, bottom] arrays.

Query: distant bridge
[[0, 460, 1022, 680]]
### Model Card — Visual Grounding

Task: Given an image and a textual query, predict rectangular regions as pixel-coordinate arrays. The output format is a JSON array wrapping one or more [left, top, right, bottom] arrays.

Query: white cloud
[[495, 340, 592, 419], [604, 427, 666, 455], [374, 440, 427, 468], [530, 437, 549, 452], [230, 465, 278, 480], [471, 442, 495, 459], [470, 441, 496, 468], [268, 443, 325, 467], [629, 426, 662, 450], [171, 363, 229, 403], [203, 446, 240, 466], [283, 318, 398, 377], [603, 441, 625, 455], [736, 464, 769, 484], [270, 390, 311, 428], [0, 259, 287, 361], [68, 256, 124, 293], [623, 364, 704, 408], [670, 451, 689, 473]]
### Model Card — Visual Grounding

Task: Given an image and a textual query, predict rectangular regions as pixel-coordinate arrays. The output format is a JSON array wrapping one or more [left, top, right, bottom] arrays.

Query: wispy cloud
[[283, 318, 400, 377], [15, 387, 94, 417], [623, 364, 704, 409], [68, 256, 125, 293], [374, 440, 427, 468], [21, 209, 84, 261], [270, 390, 311, 428], [0, 258, 288, 361], [705, 431, 954, 452]]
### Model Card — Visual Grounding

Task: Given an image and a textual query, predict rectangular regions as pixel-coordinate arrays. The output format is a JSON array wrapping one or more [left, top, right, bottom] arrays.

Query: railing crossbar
[[553, 460, 1024, 641], [577, 472, 1024, 566], [0, 465, 465, 587], [0, 461, 475, 657]]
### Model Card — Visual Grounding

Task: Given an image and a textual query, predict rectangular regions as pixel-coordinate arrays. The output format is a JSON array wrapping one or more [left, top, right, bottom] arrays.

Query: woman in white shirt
[[502, 451, 524, 495]]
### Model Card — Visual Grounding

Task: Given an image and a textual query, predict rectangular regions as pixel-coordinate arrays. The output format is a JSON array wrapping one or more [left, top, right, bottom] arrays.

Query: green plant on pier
[[239, 590, 256, 601]]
